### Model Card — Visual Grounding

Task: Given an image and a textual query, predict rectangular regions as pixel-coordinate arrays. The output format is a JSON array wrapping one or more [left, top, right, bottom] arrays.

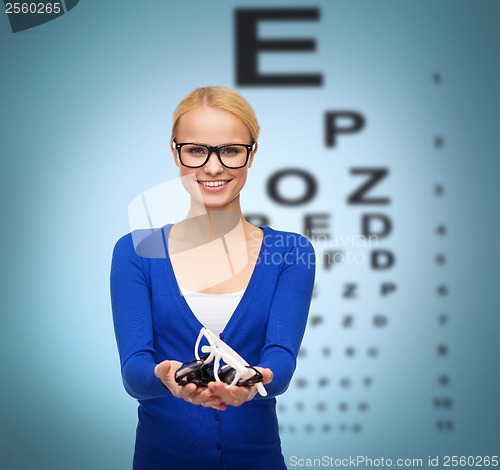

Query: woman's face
[[171, 106, 257, 211]]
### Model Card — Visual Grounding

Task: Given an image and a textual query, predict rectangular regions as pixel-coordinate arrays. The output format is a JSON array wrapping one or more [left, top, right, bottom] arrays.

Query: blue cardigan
[[110, 225, 315, 469]]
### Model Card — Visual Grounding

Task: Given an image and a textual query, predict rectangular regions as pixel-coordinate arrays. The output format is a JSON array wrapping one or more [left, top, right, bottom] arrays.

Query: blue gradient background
[[1, 1, 499, 468]]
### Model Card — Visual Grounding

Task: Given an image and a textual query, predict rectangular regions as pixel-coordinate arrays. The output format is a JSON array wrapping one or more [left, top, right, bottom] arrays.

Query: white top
[[179, 287, 245, 336]]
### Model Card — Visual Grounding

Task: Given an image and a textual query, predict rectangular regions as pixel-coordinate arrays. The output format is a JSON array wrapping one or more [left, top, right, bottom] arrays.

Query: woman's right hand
[[154, 360, 227, 410]]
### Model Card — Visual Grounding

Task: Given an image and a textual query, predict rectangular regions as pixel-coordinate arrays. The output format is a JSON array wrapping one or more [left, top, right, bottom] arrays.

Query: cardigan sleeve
[[110, 234, 171, 400], [256, 234, 316, 398]]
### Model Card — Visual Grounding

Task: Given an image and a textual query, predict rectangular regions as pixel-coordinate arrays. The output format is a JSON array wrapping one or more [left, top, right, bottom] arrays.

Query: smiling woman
[[110, 86, 316, 470]]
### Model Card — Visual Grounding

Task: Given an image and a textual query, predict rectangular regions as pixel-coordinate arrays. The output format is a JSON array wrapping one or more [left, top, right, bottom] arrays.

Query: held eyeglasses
[[174, 327, 267, 397], [172, 141, 256, 169]]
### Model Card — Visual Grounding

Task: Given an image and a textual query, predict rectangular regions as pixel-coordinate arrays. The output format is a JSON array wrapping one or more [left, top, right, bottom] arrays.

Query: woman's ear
[[171, 141, 180, 168], [248, 142, 258, 168]]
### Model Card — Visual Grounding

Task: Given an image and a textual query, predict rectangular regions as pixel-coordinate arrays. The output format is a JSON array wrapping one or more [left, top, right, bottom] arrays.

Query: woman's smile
[[197, 179, 233, 192]]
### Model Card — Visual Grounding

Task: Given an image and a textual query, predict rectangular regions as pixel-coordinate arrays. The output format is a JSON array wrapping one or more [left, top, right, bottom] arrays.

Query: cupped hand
[[154, 360, 227, 410], [207, 367, 273, 408]]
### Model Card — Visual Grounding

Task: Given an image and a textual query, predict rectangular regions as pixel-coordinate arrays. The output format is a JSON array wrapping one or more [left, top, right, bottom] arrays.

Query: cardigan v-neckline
[[161, 223, 268, 339]]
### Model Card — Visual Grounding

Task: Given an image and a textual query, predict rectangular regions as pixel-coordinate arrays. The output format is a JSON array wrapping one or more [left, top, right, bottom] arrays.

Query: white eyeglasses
[[175, 327, 267, 397]]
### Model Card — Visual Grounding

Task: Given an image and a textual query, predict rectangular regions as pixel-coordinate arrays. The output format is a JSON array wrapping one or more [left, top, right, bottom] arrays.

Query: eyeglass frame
[[174, 355, 262, 388], [194, 327, 267, 396], [172, 141, 256, 169]]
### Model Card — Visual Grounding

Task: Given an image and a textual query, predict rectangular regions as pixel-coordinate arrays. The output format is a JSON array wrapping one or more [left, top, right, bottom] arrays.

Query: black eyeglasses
[[173, 141, 255, 169], [175, 354, 263, 388]]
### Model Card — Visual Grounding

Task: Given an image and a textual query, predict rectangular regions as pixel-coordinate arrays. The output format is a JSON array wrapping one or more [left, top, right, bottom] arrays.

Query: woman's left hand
[[207, 367, 273, 407]]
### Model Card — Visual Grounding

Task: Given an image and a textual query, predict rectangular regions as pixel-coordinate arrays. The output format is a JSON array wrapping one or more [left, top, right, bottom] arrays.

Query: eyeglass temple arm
[[203, 328, 248, 364], [200, 345, 246, 372], [195, 328, 214, 364]]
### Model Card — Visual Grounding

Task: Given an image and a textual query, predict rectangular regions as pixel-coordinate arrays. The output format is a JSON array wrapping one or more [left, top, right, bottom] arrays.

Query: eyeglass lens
[[219, 365, 262, 386]]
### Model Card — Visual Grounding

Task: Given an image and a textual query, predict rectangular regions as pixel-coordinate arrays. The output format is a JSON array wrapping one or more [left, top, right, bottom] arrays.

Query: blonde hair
[[171, 86, 260, 143]]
